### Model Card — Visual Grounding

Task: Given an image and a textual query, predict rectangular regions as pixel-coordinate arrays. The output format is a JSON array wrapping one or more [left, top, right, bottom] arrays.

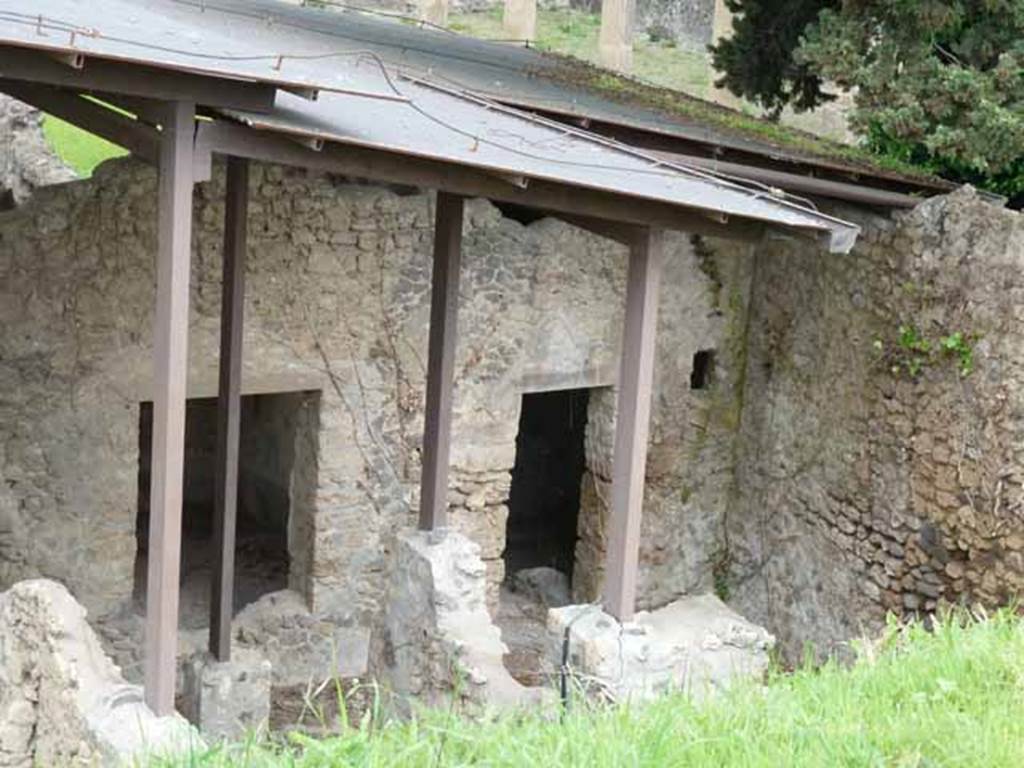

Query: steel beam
[[144, 100, 196, 717], [95, 92, 170, 128], [210, 157, 249, 662], [194, 122, 769, 242], [647, 150, 922, 209], [418, 192, 465, 531], [0, 46, 276, 113], [548, 212, 644, 246], [0, 79, 159, 164], [603, 227, 664, 621]]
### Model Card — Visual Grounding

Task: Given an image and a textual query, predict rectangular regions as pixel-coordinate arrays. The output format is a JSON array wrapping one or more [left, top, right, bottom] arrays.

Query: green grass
[[154, 609, 1024, 767], [449, 8, 710, 96], [42, 114, 126, 177]]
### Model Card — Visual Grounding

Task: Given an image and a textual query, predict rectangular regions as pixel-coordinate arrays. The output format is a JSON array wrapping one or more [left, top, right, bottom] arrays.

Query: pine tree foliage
[[710, 0, 839, 116], [710, 1, 1024, 203]]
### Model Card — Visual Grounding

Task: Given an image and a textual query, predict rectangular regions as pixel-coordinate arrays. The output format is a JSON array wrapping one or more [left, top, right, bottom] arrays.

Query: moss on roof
[[535, 54, 948, 188]]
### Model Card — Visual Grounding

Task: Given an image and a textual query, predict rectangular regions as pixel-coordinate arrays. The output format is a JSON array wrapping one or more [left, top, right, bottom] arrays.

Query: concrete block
[[181, 648, 272, 742]]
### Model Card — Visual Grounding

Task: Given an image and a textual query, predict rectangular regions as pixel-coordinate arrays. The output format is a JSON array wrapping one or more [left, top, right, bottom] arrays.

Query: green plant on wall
[[711, 546, 732, 602], [939, 331, 975, 378], [874, 325, 976, 379]]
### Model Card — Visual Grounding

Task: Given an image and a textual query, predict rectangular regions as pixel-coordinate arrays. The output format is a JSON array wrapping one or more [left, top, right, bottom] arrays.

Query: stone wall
[[0, 95, 75, 207], [0, 157, 740, 673], [727, 189, 1024, 659], [574, 236, 753, 609], [570, 0, 715, 50]]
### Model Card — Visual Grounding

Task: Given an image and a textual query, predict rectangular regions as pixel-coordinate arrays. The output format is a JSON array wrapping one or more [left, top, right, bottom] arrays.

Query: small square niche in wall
[[690, 349, 716, 390]]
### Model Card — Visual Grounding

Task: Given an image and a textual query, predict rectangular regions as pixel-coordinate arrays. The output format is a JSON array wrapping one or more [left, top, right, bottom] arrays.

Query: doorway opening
[[504, 388, 589, 578], [134, 390, 319, 628], [499, 388, 589, 686]]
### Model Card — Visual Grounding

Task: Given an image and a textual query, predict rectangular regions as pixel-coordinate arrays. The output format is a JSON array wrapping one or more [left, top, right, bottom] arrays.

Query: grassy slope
[[449, 7, 711, 96], [42, 114, 125, 177], [156, 610, 1024, 767]]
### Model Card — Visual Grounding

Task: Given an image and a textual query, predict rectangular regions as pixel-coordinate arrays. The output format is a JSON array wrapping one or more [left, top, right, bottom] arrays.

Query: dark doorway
[[134, 391, 318, 628], [504, 389, 590, 580]]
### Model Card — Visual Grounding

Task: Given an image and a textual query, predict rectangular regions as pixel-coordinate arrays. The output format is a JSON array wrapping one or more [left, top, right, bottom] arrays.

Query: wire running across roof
[[0, 0, 860, 252], [0, 0, 400, 98], [151, 0, 938, 190]]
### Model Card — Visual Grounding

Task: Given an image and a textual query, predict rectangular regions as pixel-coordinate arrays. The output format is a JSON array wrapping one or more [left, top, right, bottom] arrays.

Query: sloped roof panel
[[0, 0, 860, 252], [221, 79, 859, 252], [0, 0, 396, 97]]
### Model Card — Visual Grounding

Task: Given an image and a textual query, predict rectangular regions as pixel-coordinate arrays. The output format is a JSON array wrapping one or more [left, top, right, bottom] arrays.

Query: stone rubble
[[234, 589, 370, 687], [375, 529, 550, 710], [0, 579, 199, 767], [0, 94, 76, 206], [548, 594, 774, 702], [510, 566, 572, 607]]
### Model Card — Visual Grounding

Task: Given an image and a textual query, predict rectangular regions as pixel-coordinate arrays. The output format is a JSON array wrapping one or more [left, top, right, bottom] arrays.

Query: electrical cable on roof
[[9, 27, 822, 215], [345, 51, 822, 209], [0, 12, 754, 185], [0, 7, 837, 220]]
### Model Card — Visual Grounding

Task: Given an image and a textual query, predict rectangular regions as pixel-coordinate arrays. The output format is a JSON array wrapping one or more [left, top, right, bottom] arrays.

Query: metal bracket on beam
[[550, 213, 644, 246], [281, 85, 320, 102], [47, 50, 85, 70], [491, 172, 530, 189], [289, 135, 325, 152]]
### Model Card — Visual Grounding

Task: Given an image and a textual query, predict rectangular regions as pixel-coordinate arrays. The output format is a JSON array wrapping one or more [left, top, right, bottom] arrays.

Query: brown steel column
[[145, 100, 196, 716], [210, 156, 249, 661], [418, 192, 465, 531], [603, 227, 664, 621]]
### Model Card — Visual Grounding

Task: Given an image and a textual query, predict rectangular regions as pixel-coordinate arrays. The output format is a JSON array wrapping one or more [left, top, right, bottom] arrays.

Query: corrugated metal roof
[[0, 0, 861, 252]]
